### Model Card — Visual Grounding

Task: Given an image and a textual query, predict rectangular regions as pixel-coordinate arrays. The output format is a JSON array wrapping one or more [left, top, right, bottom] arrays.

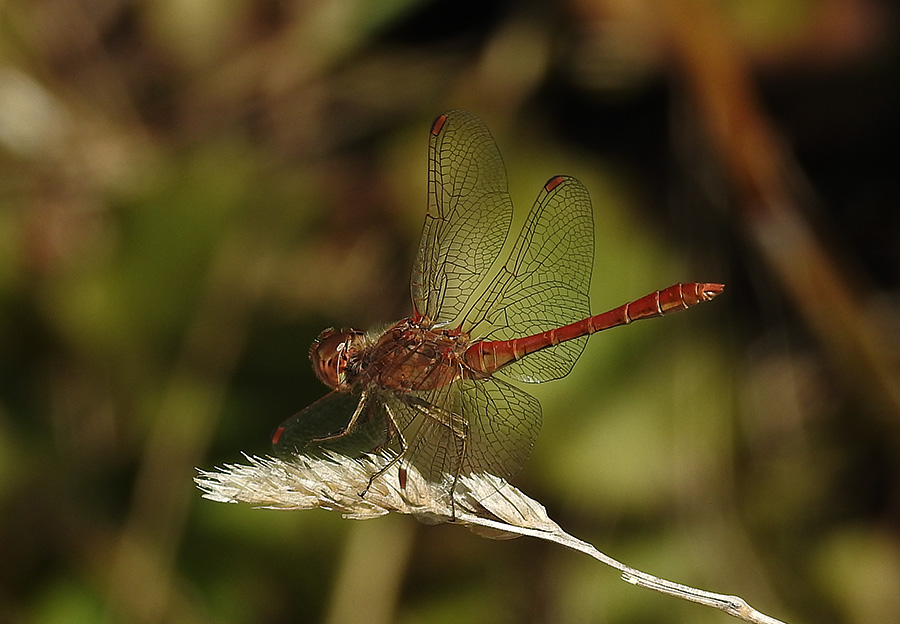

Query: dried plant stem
[[453, 512, 787, 624], [197, 452, 788, 624]]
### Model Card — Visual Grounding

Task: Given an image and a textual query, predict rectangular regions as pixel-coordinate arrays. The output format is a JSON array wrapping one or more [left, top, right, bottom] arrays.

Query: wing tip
[[431, 114, 449, 136], [543, 175, 565, 192]]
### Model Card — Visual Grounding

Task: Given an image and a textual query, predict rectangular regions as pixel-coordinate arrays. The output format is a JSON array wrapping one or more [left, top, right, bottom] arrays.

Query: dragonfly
[[272, 110, 723, 503]]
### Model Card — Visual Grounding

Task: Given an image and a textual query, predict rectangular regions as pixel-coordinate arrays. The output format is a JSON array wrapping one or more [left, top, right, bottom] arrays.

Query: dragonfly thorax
[[310, 328, 366, 391], [363, 317, 474, 391]]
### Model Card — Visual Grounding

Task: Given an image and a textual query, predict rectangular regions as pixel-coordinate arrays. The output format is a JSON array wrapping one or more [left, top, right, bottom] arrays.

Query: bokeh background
[[1, 0, 899, 622]]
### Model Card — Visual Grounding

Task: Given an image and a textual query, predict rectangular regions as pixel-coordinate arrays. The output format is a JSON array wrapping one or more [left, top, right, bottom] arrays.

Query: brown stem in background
[[659, 0, 900, 432]]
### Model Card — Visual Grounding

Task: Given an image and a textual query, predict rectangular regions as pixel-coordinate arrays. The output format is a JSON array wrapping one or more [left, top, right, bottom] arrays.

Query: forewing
[[411, 111, 513, 325], [272, 390, 391, 459], [465, 176, 594, 382]]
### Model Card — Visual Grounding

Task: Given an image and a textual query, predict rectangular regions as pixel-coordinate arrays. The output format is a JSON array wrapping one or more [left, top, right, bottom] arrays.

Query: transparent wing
[[411, 110, 514, 325], [464, 175, 594, 383], [272, 390, 391, 459], [388, 377, 542, 486]]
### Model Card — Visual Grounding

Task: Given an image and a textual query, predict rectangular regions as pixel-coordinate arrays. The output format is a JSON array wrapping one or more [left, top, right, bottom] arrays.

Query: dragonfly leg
[[310, 392, 369, 443], [361, 406, 406, 497], [446, 431, 466, 521], [402, 394, 469, 519]]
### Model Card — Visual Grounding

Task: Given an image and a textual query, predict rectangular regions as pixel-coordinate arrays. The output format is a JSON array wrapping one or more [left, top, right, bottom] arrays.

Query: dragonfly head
[[310, 328, 364, 391]]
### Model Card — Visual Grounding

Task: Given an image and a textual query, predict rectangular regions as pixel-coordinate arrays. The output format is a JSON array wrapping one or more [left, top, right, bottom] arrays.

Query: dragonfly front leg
[[311, 392, 370, 443]]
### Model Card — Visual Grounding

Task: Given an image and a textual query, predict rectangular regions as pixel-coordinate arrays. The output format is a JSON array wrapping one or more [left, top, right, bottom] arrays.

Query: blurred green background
[[1, 0, 899, 623]]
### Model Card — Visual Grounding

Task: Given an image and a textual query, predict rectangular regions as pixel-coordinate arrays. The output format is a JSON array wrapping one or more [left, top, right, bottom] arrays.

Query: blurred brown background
[[1, 0, 898, 622]]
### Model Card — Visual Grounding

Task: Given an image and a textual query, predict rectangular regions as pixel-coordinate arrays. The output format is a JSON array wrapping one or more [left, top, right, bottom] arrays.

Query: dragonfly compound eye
[[310, 329, 361, 390]]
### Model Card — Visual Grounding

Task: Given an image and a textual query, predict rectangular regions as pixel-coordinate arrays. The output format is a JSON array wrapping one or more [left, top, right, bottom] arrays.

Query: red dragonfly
[[273, 110, 722, 500]]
